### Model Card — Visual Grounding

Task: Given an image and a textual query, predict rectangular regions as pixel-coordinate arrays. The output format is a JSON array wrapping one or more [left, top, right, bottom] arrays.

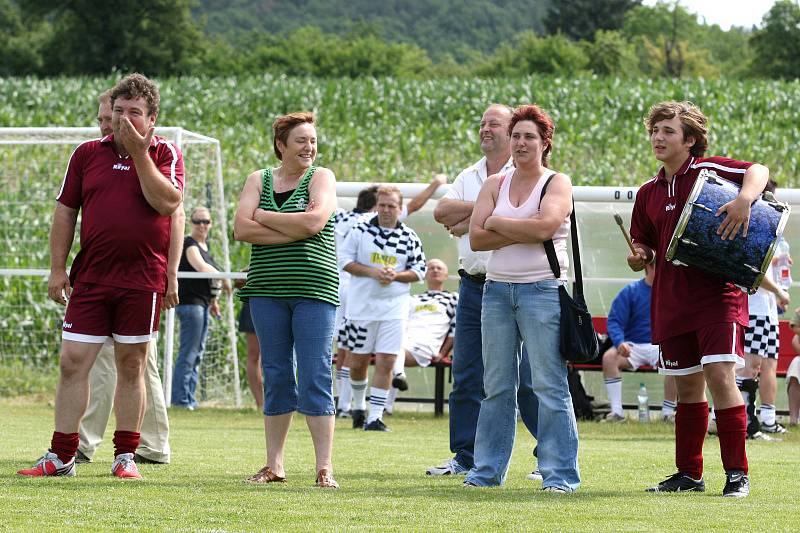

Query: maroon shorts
[[659, 322, 745, 375], [62, 282, 161, 344]]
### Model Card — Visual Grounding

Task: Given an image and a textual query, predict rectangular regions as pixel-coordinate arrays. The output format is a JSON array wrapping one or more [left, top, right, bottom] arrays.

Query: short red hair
[[509, 104, 554, 165], [272, 111, 315, 160]]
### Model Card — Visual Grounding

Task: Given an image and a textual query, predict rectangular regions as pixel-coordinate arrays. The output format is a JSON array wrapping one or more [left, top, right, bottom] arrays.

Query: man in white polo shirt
[[429, 104, 540, 478]]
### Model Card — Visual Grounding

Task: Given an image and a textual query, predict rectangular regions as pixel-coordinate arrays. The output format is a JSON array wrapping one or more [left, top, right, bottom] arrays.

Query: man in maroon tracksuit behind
[[18, 73, 184, 480], [628, 101, 768, 498]]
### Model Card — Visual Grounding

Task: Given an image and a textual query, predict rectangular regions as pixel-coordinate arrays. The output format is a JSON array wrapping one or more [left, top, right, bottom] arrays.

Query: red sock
[[50, 432, 79, 464], [675, 402, 708, 479], [113, 431, 141, 457], [715, 404, 748, 474]]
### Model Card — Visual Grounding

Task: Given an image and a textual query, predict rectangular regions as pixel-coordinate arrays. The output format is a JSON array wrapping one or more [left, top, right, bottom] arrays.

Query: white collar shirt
[[443, 156, 514, 275]]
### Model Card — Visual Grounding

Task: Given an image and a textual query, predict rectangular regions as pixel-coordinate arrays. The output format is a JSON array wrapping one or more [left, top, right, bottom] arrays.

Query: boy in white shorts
[[339, 186, 426, 431], [602, 263, 677, 421]]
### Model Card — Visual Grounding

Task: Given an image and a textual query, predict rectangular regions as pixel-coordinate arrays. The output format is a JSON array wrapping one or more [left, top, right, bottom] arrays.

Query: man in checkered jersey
[[338, 185, 427, 431], [385, 258, 458, 413], [734, 182, 791, 437]]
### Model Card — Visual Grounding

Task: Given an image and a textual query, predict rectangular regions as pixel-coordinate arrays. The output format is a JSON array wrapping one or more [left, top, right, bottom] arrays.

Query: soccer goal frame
[[0, 126, 242, 407]]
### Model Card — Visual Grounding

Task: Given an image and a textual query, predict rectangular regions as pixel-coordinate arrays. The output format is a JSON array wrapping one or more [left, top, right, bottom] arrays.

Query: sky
[[644, 0, 778, 30]]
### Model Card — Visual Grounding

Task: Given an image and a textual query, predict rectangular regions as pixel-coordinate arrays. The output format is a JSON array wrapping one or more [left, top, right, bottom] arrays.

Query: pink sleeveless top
[[486, 168, 570, 283]]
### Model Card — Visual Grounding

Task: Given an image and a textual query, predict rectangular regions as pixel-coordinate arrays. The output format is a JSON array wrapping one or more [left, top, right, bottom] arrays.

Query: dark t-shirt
[[178, 235, 220, 307]]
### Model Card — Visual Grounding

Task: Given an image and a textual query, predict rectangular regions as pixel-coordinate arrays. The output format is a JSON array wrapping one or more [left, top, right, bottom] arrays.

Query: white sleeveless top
[[486, 168, 570, 283]]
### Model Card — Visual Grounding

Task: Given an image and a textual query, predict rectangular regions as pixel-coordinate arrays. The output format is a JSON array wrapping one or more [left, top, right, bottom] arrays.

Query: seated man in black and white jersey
[[385, 259, 457, 414], [338, 185, 427, 432]]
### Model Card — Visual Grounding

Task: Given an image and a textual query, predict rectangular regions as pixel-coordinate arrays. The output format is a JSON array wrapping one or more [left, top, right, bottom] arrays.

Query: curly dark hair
[[109, 73, 160, 117]]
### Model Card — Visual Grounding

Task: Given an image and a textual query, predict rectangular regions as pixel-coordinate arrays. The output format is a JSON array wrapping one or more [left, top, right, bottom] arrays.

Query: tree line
[[1, 0, 798, 79]]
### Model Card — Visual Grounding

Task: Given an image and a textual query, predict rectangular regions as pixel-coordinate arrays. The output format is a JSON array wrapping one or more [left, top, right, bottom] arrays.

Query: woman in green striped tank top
[[234, 112, 340, 489]]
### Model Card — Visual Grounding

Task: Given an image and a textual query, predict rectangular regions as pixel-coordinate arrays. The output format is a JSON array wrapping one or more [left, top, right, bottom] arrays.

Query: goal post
[[0, 127, 242, 407]]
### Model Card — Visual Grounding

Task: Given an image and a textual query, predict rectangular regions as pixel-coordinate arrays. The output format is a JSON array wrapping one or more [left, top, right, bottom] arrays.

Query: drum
[[665, 169, 791, 294]]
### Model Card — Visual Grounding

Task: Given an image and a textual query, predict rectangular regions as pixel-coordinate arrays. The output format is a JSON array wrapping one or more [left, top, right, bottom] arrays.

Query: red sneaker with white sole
[[111, 453, 142, 479], [17, 451, 76, 477]]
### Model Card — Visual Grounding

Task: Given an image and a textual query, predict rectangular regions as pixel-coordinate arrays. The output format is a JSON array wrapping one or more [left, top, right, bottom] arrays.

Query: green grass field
[[2, 398, 799, 531]]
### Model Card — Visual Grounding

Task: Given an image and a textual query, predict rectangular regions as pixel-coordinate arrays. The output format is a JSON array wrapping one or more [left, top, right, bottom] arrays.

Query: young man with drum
[[628, 101, 769, 498]]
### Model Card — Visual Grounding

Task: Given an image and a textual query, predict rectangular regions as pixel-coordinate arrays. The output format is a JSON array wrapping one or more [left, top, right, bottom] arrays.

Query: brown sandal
[[246, 466, 286, 484], [315, 468, 339, 489]]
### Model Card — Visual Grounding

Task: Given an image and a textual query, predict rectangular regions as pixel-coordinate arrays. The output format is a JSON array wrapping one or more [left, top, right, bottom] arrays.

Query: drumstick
[[613, 213, 637, 255]]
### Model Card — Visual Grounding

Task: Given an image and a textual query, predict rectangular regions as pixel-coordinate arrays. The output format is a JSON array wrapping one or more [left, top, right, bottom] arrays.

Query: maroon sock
[[50, 432, 79, 464], [113, 431, 141, 457], [675, 402, 708, 479], [715, 404, 748, 474]]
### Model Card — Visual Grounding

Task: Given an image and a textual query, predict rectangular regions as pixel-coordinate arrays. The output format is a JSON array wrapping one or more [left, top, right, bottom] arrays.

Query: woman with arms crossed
[[234, 112, 340, 488], [466, 104, 580, 493]]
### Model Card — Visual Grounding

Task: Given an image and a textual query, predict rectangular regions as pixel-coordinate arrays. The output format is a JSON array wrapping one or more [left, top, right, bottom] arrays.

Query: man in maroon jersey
[[628, 101, 768, 498], [18, 73, 184, 480]]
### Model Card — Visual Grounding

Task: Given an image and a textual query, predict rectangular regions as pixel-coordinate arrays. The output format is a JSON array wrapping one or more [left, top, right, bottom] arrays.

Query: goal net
[[0, 127, 241, 406]]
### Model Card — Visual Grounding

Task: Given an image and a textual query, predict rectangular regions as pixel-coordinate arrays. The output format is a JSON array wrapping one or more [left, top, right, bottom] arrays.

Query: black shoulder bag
[[540, 175, 599, 363]]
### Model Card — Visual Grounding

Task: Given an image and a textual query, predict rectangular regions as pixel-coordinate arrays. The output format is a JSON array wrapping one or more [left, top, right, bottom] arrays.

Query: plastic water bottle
[[773, 238, 792, 291], [637, 383, 650, 423]]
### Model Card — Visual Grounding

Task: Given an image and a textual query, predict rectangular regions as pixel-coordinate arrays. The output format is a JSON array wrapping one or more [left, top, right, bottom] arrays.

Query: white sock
[[662, 400, 677, 417], [368, 387, 389, 423], [392, 351, 405, 376], [336, 367, 352, 411], [605, 377, 623, 416], [350, 378, 368, 411], [760, 404, 776, 426], [385, 387, 398, 414]]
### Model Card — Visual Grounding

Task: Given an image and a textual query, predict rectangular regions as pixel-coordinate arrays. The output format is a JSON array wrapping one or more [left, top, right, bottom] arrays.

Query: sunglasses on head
[[192, 219, 211, 225]]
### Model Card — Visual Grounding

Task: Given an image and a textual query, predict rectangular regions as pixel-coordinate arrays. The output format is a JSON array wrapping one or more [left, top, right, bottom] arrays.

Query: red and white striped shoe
[[17, 451, 76, 477], [111, 453, 142, 480]]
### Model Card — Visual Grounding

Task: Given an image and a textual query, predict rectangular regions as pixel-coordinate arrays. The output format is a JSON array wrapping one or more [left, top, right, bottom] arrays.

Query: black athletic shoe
[[364, 419, 390, 432], [351, 409, 366, 429], [761, 421, 788, 434], [391, 373, 409, 392], [645, 472, 705, 493], [75, 450, 91, 464], [722, 471, 749, 498]]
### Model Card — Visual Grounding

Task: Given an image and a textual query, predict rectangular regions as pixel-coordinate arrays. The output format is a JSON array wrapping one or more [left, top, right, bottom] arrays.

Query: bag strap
[[541, 174, 585, 297]]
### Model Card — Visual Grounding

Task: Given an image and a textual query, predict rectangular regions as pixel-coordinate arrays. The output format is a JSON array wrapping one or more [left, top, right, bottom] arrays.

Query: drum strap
[[541, 175, 585, 297]]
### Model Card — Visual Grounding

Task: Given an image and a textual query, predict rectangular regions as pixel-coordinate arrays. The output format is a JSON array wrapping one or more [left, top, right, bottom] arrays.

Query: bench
[[338, 317, 796, 416], [580, 317, 795, 377], [422, 316, 797, 417]]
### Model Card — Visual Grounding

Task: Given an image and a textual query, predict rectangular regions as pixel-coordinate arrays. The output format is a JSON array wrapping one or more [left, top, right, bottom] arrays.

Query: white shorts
[[786, 356, 800, 384], [625, 343, 660, 370], [346, 319, 406, 355], [404, 342, 437, 368]]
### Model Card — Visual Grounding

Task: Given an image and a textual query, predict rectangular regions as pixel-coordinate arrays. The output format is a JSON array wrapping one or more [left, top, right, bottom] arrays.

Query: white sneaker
[[526, 468, 543, 481], [542, 486, 568, 493], [426, 458, 468, 476]]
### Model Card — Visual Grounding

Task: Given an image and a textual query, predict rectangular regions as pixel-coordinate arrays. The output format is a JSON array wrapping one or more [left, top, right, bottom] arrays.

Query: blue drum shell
[[670, 176, 784, 292]]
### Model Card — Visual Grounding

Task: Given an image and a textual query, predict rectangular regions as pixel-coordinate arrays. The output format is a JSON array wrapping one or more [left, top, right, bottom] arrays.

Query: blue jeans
[[171, 304, 209, 408], [449, 274, 539, 470], [249, 297, 336, 417], [465, 280, 580, 491]]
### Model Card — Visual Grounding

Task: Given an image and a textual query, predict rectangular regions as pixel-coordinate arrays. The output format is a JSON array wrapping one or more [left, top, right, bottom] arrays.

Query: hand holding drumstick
[[615, 213, 653, 271]]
